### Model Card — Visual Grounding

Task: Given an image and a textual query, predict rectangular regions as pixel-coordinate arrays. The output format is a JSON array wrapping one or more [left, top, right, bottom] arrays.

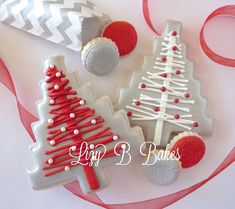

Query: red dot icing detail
[[172, 31, 177, 36], [174, 114, 180, 119], [127, 111, 133, 117], [161, 86, 167, 92], [172, 46, 178, 51], [175, 69, 181, 75], [141, 83, 146, 89], [161, 56, 167, 62], [184, 93, 191, 98], [135, 101, 141, 106], [174, 98, 180, 104], [193, 122, 199, 127], [153, 107, 160, 112], [102, 21, 138, 57], [171, 135, 205, 168], [161, 73, 168, 78]]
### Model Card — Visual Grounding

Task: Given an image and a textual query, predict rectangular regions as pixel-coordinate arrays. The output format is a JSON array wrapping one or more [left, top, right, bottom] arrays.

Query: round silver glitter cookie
[[143, 150, 182, 186], [82, 37, 119, 76]]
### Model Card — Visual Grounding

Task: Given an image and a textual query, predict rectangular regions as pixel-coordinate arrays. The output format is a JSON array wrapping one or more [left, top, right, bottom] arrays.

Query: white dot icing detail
[[91, 119, 97, 125], [48, 118, 54, 124], [50, 140, 55, 146], [74, 129, 79, 135], [79, 100, 85, 105], [49, 64, 55, 69], [89, 144, 95, 149], [54, 85, 59, 90], [49, 99, 55, 104], [113, 135, 119, 140], [61, 127, 66, 132], [48, 159, 54, 164], [64, 166, 70, 171], [56, 72, 61, 78], [69, 113, 75, 118]]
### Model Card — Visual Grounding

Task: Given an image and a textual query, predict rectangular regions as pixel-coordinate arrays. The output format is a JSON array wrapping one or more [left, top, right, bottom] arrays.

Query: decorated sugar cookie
[[143, 150, 181, 186], [102, 21, 138, 57], [82, 37, 119, 76], [115, 20, 213, 185], [27, 55, 144, 193]]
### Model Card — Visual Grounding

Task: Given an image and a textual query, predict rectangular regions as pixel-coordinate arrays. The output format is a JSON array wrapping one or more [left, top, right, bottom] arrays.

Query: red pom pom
[[171, 134, 205, 168], [102, 21, 138, 57]]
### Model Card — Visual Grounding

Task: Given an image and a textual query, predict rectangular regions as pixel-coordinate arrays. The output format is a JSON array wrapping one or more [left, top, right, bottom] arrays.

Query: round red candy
[[171, 134, 205, 168], [102, 21, 138, 57]]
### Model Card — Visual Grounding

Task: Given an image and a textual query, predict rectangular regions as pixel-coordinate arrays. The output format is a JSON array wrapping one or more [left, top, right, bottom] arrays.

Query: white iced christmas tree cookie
[[27, 55, 144, 193], [115, 20, 213, 185]]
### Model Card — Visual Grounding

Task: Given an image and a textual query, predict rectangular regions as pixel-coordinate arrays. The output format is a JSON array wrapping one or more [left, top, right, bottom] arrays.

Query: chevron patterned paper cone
[[0, 0, 110, 51]]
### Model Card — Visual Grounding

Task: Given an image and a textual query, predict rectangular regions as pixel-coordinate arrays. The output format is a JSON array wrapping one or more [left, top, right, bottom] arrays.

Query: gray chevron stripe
[[58, 4, 83, 45], [39, 0, 75, 43], [80, 1, 95, 11], [57, 10, 73, 46], [21, 0, 34, 30], [2, 0, 20, 24], [37, 1, 59, 38], [60, 3, 82, 14], [56, 1, 103, 46], [57, 2, 105, 46]]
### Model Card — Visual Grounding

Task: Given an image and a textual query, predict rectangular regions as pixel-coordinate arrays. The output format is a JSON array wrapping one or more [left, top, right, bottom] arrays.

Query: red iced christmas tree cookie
[[27, 55, 144, 194]]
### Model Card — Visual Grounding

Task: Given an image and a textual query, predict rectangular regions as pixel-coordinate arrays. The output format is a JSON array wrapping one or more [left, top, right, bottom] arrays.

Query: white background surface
[[0, 0, 235, 209]]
